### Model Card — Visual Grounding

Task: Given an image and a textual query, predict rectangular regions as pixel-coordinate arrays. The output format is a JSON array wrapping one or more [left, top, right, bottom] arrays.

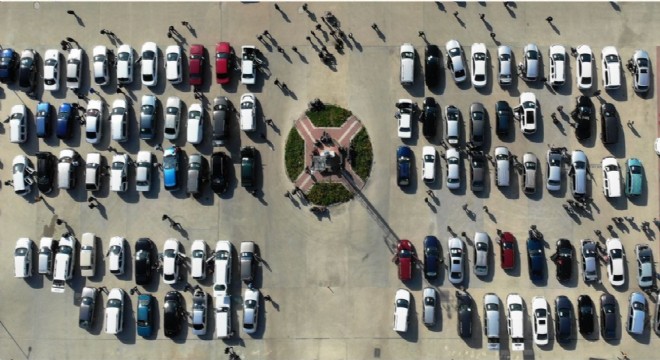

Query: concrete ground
[[0, 1, 659, 359]]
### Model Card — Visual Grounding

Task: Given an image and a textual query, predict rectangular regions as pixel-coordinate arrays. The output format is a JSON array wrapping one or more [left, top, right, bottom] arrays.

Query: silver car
[[474, 232, 489, 277], [523, 43, 540, 81], [448, 237, 465, 284], [446, 148, 460, 190], [546, 149, 562, 191], [79, 286, 97, 329], [570, 150, 588, 199], [522, 152, 537, 194], [632, 49, 650, 93], [445, 105, 460, 146], [497, 45, 513, 86], [187, 154, 205, 196], [580, 239, 598, 283], [139, 95, 157, 140], [634, 244, 654, 288], [212, 96, 230, 146], [422, 287, 437, 327]]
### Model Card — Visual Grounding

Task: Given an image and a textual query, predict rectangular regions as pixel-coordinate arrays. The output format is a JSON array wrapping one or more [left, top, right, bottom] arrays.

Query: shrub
[[307, 182, 353, 206], [306, 104, 352, 127], [350, 128, 373, 181], [284, 129, 305, 181]]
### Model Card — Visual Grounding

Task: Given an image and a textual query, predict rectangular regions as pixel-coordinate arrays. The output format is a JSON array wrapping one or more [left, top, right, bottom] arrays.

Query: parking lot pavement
[[1, 1, 660, 359]]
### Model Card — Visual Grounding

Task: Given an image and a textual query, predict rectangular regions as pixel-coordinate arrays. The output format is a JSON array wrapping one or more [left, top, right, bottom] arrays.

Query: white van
[[495, 146, 510, 187], [602, 156, 621, 198], [105, 288, 125, 334], [400, 43, 415, 86], [38, 237, 55, 275], [80, 233, 96, 277], [58, 149, 79, 190], [52, 234, 76, 293], [215, 295, 232, 339], [507, 293, 525, 351]]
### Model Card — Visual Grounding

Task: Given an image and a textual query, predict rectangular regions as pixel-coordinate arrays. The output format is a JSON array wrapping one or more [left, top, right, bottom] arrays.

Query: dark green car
[[241, 146, 257, 188]]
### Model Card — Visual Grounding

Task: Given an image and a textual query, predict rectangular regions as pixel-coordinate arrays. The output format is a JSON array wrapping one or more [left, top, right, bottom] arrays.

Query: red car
[[215, 42, 231, 84], [500, 232, 516, 270], [394, 240, 417, 281], [189, 44, 205, 86]]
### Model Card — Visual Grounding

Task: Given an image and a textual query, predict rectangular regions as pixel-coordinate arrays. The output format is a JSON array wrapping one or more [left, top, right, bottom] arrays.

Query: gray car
[[422, 287, 437, 327], [470, 153, 486, 192], [445, 105, 460, 146], [212, 96, 230, 147], [79, 286, 97, 329], [469, 102, 486, 148], [522, 152, 538, 194], [186, 154, 206, 196], [632, 49, 650, 94], [140, 95, 157, 140], [580, 239, 599, 283], [473, 232, 489, 276]]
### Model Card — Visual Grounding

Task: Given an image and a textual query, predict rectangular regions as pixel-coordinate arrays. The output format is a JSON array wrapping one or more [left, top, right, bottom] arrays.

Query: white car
[[85, 100, 103, 144], [191, 239, 207, 280], [243, 287, 260, 334], [14, 238, 33, 278], [111, 99, 128, 142], [471, 43, 487, 88], [422, 287, 437, 327], [165, 45, 182, 84], [393, 288, 411, 332], [213, 241, 232, 297], [191, 288, 208, 335], [187, 103, 204, 144], [57, 149, 79, 190], [399, 43, 414, 85], [522, 43, 540, 81], [548, 44, 566, 87], [506, 293, 525, 351], [448, 237, 464, 284], [52, 234, 76, 293], [445, 105, 460, 146], [38, 237, 55, 275], [497, 45, 513, 86], [215, 294, 232, 339], [445, 39, 467, 83], [632, 49, 650, 93], [546, 149, 562, 191], [655, 138, 660, 155], [421, 146, 436, 183], [576, 45, 593, 90], [601, 156, 622, 198], [116, 44, 134, 84], [446, 148, 460, 190], [601, 46, 621, 90], [80, 233, 96, 278], [141, 42, 158, 86], [531, 296, 549, 346], [85, 152, 101, 192], [12, 154, 33, 197], [92, 45, 109, 86], [107, 236, 126, 275], [396, 99, 413, 139], [110, 154, 128, 192], [606, 238, 625, 287], [105, 288, 125, 335], [135, 151, 153, 192], [162, 239, 181, 285], [9, 104, 27, 143], [241, 45, 257, 85], [66, 48, 83, 89], [519, 92, 537, 134], [164, 96, 182, 140], [43, 49, 60, 91], [240, 93, 256, 132]]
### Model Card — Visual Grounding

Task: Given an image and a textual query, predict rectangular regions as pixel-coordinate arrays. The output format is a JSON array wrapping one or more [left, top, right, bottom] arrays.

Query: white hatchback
[[471, 43, 487, 88], [85, 100, 103, 144], [606, 238, 625, 286]]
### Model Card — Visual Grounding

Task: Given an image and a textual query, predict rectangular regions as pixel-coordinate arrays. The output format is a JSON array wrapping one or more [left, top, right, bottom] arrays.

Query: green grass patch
[[350, 128, 373, 181], [307, 182, 353, 206], [306, 104, 352, 127], [284, 129, 305, 181]]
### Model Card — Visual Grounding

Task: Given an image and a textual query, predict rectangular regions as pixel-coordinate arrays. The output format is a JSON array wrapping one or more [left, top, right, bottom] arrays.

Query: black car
[[396, 146, 412, 187], [573, 95, 593, 140], [18, 50, 37, 92], [423, 235, 441, 279], [422, 97, 438, 139], [600, 102, 619, 144], [600, 293, 617, 340], [163, 291, 184, 338], [134, 238, 155, 285], [212, 97, 230, 147], [0, 48, 19, 82], [555, 295, 572, 343], [36, 152, 56, 194], [211, 152, 230, 194], [457, 292, 473, 338], [424, 45, 441, 87], [553, 239, 573, 281], [526, 237, 544, 282], [578, 295, 595, 335], [240, 146, 257, 188], [495, 101, 512, 137]]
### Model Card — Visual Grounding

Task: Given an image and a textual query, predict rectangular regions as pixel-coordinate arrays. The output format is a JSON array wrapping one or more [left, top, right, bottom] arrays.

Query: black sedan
[[211, 151, 230, 194], [36, 152, 56, 194], [134, 238, 155, 285], [422, 97, 438, 139], [578, 295, 595, 335], [573, 95, 593, 140], [495, 100, 512, 137], [600, 293, 617, 340], [555, 295, 572, 343], [526, 237, 544, 282], [457, 291, 473, 338], [553, 239, 573, 282], [425, 45, 441, 87], [423, 235, 441, 279], [163, 291, 184, 338]]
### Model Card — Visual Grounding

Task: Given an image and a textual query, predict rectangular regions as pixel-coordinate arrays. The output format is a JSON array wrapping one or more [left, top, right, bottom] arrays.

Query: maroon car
[[189, 44, 205, 86], [215, 42, 231, 85], [500, 232, 516, 270], [394, 240, 417, 281]]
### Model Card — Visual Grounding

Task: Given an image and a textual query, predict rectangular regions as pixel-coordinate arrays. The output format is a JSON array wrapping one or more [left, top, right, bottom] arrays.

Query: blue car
[[163, 146, 181, 190], [56, 103, 73, 139], [397, 146, 412, 187], [527, 237, 544, 282], [36, 102, 52, 138], [136, 294, 154, 337], [0, 48, 18, 81], [423, 235, 441, 279]]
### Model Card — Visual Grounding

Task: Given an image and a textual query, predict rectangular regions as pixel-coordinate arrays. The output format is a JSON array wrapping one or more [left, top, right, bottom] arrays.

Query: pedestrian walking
[[167, 32, 173, 39], [274, 4, 280, 10], [310, 30, 316, 37], [321, 46, 328, 53], [348, 33, 353, 39], [260, 133, 266, 140], [418, 31, 425, 38], [462, 204, 468, 211], [546, 16, 553, 23], [291, 46, 298, 53], [479, 13, 485, 20], [371, 23, 378, 31], [424, 198, 429, 204], [281, 83, 288, 91], [426, 190, 433, 196], [257, 35, 264, 42], [593, 89, 601, 96], [594, 229, 602, 236], [453, 11, 459, 17], [284, 191, 291, 198], [557, 105, 563, 112], [277, 46, 284, 53], [316, 24, 322, 31], [483, 205, 489, 212], [67, 10, 76, 15], [264, 295, 272, 301], [263, 30, 270, 37], [66, 37, 75, 43], [490, 32, 496, 39], [35, 195, 43, 202], [447, 226, 453, 232], [461, 232, 467, 238], [116, 87, 124, 94], [329, 30, 336, 36], [182, 21, 189, 26]]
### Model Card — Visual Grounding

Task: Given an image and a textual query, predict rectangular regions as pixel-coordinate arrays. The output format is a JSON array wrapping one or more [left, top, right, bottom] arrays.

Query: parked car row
[[402, 41, 650, 93], [393, 290, 658, 347], [11, 145, 257, 196], [392, 235, 654, 289], [15, 236, 263, 338], [0, 42, 260, 90]]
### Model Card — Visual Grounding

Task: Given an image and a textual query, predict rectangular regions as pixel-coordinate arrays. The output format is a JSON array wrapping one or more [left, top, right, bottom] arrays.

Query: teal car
[[625, 158, 643, 196], [136, 294, 154, 337]]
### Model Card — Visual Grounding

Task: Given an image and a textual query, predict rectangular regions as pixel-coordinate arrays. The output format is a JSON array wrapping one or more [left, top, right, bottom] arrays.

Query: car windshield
[[630, 165, 641, 174], [143, 51, 155, 60], [215, 250, 229, 260], [474, 53, 486, 61], [610, 249, 622, 258], [447, 109, 458, 121], [553, 53, 565, 61], [192, 249, 204, 258], [448, 48, 461, 57], [166, 107, 179, 115], [110, 245, 121, 254], [13, 163, 25, 173], [167, 52, 179, 61], [111, 107, 125, 115], [496, 153, 508, 161], [583, 245, 595, 256], [550, 157, 561, 166], [632, 302, 644, 311], [241, 101, 253, 110], [558, 308, 569, 317], [523, 101, 535, 110], [59, 245, 73, 254], [535, 308, 547, 317], [401, 51, 413, 59], [93, 55, 106, 62], [486, 303, 498, 311], [580, 305, 592, 314], [574, 161, 586, 170], [425, 297, 435, 306], [526, 50, 538, 60], [425, 247, 439, 257], [424, 155, 434, 163], [45, 58, 58, 66], [189, 161, 201, 171], [525, 161, 536, 170], [502, 241, 513, 250], [476, 242, 487, 251], [164, 155, 176, 169], [107, 299, 121, 308], [189, 111, 201, 120], [472, 112, 483, 121], [605, 54, 618, 63], [581, 76, 592, 84], [14, 247, 27, 256], [604, 304, 615, 313], [448, 157, 459, 165], [112, 161, 125, 170], [450, 248, 462, 256], [396, 298, 409, 308], [164, 249, 176, 258], [142, 105, 154, 115], [399, 249, 411, 258], [510, 303, 522, 311], [81, 297, 93, 306], [579, 53, 592, 62], [118, 52, 130, 61]]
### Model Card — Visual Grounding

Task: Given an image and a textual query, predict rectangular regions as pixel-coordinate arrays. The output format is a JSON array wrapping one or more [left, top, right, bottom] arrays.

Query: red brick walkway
[[293, 114, 366, 193]]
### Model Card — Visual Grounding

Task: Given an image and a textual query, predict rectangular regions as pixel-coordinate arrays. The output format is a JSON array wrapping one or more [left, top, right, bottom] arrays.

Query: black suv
[[163, 291, 184, 338], [424, 45, 441, 87], [578, 295, 595, 334], [211, 151, 230, 194], [422, 97, 438, 139], [573, 95, 593, 140], [134, 238, 155, 285], [36, 152, 56, 194]]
